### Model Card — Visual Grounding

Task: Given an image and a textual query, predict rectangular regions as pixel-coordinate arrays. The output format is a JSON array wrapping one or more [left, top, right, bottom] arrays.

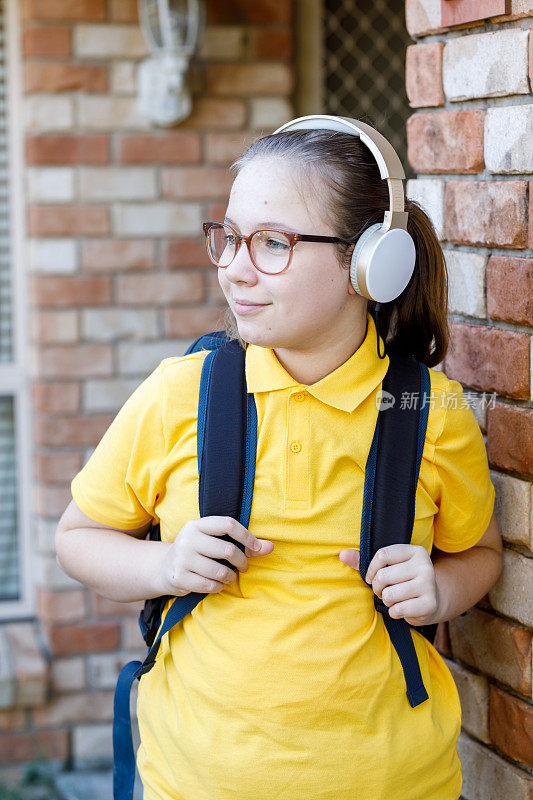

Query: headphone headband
[[272, 114, 408, 234]]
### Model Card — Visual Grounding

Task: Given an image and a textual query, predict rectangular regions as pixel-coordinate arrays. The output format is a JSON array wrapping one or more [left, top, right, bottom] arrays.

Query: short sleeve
[[70, 360, 167, 530], [431, 378, 495, 552]]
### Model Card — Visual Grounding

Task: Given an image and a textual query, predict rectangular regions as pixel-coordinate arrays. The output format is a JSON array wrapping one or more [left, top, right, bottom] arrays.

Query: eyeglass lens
[[207, 224, 292, 274]]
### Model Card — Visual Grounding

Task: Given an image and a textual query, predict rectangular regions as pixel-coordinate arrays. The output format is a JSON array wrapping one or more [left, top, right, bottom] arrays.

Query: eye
[[223, 234, 236, 246], [265, 237, 289, 251]]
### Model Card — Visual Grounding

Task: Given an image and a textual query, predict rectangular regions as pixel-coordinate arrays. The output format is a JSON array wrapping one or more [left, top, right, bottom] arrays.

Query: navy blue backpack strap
[[113, 334, 256, 800], [359, 353, 433, 708]]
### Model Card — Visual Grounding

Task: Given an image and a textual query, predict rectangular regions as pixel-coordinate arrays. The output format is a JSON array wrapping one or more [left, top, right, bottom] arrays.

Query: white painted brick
[[443, 29, 530, 102], [250, 98, 293, 130], [406, 178, 445, 241], [50, 657, 86, 693], [87, 652, 135, 690], [27, 167, 75, 202], [113, 202, 201, 236], [485, 104, 533, 175], [34, 310, 78, 344], [74, 24, 148, 59], [199, 27, 246, 60], [79, 167, 157, 201], [0, 629, 15, 709], [23, 96, 74, 131], [82, 308, 158, 342], [84, 378, 142, 412], [28, 239, 78, 274], [73, 723, 113, 768], [110, 61, 137, 94], [490, 470, 530, 547], [118, 340, 192, 374], [36, 519, 57, 553], [443, 249, 486, 319], [458, 730, 532, 800], [443, 657, 489, 743], [37, 554, 82, 591], [405, 0, 441, 37], [78, 96, 148, 130], [488, 549, 533, 627]]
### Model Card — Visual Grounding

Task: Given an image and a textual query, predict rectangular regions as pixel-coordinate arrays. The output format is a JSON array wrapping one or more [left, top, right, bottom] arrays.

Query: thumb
[[339, 548, 360, 570]]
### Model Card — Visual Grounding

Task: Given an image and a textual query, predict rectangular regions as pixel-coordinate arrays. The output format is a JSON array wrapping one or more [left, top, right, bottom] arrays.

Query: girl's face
[[218, 156, 366, 355]]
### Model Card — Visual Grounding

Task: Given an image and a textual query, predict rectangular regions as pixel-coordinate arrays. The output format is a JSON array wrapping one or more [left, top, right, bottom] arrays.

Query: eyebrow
[[224, 215, 298, 233]]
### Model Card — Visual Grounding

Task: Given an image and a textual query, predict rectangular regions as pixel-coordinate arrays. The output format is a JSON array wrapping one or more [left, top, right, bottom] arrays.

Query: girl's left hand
[[339, 544, 441, 626]]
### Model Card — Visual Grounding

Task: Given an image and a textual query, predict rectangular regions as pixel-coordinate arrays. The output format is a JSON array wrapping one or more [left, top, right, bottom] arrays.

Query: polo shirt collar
[[245, 311, 390, 414]]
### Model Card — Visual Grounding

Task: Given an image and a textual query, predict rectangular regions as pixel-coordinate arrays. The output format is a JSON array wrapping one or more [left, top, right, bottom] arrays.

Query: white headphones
[[272, 114, 416, 304]]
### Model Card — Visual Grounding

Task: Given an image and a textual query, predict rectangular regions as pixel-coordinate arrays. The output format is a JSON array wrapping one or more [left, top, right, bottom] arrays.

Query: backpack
[[113, 331, 437, 800]]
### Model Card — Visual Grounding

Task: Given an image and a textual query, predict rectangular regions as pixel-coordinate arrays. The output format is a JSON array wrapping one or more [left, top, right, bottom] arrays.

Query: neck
[[273, 311, 369, 386]]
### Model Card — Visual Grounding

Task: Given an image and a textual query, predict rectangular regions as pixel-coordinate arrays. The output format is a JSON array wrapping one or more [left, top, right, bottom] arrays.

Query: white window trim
[[0, 0, 35, 619]]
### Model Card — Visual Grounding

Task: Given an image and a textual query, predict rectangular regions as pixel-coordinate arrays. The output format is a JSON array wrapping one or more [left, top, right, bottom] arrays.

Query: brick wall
[[406, 2, 533, 798], [0, 0, 294, 768]]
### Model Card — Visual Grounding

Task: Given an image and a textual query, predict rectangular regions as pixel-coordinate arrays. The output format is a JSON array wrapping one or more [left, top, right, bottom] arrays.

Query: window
[[0, 0, 33, 617]]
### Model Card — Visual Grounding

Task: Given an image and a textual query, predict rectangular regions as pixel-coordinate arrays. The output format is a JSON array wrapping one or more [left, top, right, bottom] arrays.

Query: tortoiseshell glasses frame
[[202, 221, 352, 276]]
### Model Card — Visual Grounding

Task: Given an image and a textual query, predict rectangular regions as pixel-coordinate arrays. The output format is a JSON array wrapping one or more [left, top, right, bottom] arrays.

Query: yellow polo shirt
[[71, 311, 495, 800]]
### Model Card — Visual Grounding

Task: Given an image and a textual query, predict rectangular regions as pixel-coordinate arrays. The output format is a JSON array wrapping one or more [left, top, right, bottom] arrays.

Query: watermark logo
[[375, 389, 497, 412], [376, 389, 396, 410]]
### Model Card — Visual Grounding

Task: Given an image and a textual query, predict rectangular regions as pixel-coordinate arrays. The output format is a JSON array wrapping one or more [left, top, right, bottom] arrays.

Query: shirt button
[[290, 441, 302, 454], [295, 392, 307, 402]]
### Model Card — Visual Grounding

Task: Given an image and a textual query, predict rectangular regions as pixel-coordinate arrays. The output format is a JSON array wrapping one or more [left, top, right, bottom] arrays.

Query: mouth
[[232, 298, 270, 315]]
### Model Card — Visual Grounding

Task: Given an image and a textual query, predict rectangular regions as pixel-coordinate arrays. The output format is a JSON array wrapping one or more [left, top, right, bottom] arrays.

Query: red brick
[[204, 132, 257, 165], [33, 690, 113, 726], [34, 452, 83, 483], [22, 0, 106, 21], [110, 0, 138, 21], [487, 403, 533, 477], [445, 322, 530, 400], [407, 109, 484, 173], [487, 256, 533, 325], [81, 239, 156, 271], [47, 622, 120, 656], [445, 181, 528, 248], [32, 382, 81, 414], [0, 710, 26, 731], [29, 275, 112, 307], [405, 42, 445, 108], [37, 588, 87, 624], [118, 132, 201, 164], [27, 205, 110, 237], [26, 134, 110, 165], [37, 344, 113, 379], [25, 62, 108, 93], [0, 730, 69, 764], [92, 593, 143, 617], [206, 63, 293, 96], [180, 98, 247, 130], [449, 607, 532, 696], [165, 238, 209, 269], [206, 0, 291, 24], [23, 27, 72, 58], [165, 306, 226, 337], [161, 167, 233, 200], [117, 272, 204, 305], [529, 181, 533, 250], [30, 310, 79, 344], [35, 414, 113, 447], [249, 27, 292, 59], [489, 684, 533, 764]]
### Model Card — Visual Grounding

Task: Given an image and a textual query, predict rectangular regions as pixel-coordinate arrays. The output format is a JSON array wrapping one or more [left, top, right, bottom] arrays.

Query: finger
[[364, 544, 418, 585], [198, 516, 267, 553], [194, 533, 248, 571], [339, 549, 360, 570], [189, 552, 240, 584], [244, 539, 275, 558], [381, 578, 420, 608], [388, 596, 433, 620], [370, 562, 421, 598]]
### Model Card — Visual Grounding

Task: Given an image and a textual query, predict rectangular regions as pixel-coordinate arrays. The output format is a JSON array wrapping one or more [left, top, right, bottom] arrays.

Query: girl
[[56, 116, 503, 800]]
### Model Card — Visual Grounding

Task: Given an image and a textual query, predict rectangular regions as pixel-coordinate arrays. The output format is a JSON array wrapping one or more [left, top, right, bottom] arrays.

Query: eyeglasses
[[202, 221, 351, 275]]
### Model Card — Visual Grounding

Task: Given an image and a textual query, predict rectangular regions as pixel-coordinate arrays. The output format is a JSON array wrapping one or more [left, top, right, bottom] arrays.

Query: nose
[[222, 237, 258, 285]]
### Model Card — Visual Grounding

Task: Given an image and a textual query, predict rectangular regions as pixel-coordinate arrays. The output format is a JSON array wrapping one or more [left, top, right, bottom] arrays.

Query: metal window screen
[[323, 0, 414, 178], [0, 395, 19, 601]]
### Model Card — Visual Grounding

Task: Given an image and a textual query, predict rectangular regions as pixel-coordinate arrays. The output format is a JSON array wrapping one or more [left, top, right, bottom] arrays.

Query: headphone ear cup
[[349, 223, 383, 297]]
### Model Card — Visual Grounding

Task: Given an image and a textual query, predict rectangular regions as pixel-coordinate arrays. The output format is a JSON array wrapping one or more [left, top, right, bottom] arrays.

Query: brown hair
[[224, 129, 449, 367]]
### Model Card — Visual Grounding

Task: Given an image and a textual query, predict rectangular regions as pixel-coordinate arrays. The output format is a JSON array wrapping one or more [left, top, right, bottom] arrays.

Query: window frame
[[0, 0, 35, 619]]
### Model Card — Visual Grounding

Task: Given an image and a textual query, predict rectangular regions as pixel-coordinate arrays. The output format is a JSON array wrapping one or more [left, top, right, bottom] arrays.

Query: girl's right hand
[[157, 516, 274, 596]]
